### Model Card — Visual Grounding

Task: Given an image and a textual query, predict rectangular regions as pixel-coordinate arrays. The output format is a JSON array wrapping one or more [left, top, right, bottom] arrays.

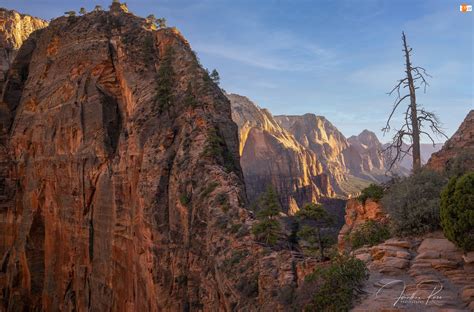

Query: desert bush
[[357, 183, 384, 204], [202, 128, 237, 173], [348, 220, 390, 249], [445, 151, 474, 178], [179, 194, 191, 206], [303, 255, 367, 311], [382, 169, 447, 236], [440, 172, 474, 252], [200, 182, 218, 199]]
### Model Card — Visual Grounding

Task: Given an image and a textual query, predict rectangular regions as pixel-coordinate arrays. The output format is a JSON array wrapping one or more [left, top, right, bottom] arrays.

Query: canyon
[[0, 6, 318, 311], [229, 94, 441, 212], [0, 3, 471, 312]]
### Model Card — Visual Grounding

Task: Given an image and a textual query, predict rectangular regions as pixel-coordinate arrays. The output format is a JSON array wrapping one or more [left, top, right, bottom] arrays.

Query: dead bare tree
[[383, 32, 447, 172]]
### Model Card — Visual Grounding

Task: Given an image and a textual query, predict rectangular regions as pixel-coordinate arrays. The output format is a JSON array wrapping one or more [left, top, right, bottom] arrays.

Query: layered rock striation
[[426, 110, 474, 172], [229, 94, 333, 214], [275, 114, 388, 194], [0, 6, 313, 311]]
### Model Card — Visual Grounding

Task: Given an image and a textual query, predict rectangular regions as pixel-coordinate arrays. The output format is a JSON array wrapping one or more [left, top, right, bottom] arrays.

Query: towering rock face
[[0, 7, 310, 311], [427, 110, 474, 171], [0, 9, 48, 95], [0, 9, 47, 283], [275, 115, 387, 194], [348, 130, 385, 173], [229, 94, 333, 214]]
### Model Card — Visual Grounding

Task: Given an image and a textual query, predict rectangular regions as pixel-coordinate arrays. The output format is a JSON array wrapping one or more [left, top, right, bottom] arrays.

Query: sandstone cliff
[[275, 115, 387, 194], [0, 8, 47, 96], [229, 94, 333, 214], [337, 198, 387, 251], [348, 130, 385, 173], [0, 6, 313, 311], [426, 110, 474, 172]]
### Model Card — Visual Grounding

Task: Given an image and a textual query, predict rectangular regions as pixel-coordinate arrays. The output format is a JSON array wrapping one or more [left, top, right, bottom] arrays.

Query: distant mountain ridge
[[229, 93, 443, 211]]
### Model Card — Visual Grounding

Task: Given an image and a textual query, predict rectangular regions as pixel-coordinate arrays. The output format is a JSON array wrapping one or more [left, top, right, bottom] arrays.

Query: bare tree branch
[[383, 32, 447, 173]]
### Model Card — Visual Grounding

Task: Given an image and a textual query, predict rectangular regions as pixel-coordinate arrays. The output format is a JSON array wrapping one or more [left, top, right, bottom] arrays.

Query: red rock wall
[[0, 9, 310, 311], [337, 198, 387, 250], [426, 110, 474, 172]]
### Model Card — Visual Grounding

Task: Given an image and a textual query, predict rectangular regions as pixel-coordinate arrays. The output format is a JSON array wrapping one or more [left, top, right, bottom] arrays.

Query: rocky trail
[[352, 233, 474, 311]]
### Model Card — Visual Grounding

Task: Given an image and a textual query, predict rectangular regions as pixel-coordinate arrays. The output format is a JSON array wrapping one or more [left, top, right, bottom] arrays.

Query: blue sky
[[2, 0, 472, 142]]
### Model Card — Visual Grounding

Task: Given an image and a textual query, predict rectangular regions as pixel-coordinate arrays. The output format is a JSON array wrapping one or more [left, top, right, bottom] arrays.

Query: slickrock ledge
[[352, 233, 474, 311]]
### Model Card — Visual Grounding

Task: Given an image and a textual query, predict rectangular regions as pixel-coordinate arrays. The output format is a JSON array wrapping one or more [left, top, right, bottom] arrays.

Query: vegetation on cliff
[[357, 183, 384, 204], [440, 172, 474, 251], [382, 169, 447, 236], [302, 255, 367, 311], [347, 220, 390, 249], [296, 203, 334, 260], [251, 186, 283, 245]]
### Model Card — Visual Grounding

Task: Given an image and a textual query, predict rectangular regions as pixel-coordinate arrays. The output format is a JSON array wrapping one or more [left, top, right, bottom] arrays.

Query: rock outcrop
[[0, 8, 48, 96], [426, 110, 474, 172], [338, 196, 474, 310], [0, 6, 314, 311], [229, 94, 333, 213], [337, 198, 387, 250], [352, 233, 474, 311]]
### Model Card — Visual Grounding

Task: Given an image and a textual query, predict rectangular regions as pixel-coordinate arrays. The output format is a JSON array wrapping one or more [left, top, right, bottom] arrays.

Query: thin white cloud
[[194, 28, 339, 72]]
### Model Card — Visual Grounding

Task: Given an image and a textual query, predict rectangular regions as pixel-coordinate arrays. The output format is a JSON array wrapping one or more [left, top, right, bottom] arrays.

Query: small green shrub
[[179, 194, 191, 206], [440, 172, 474, 252], [236, 273, 259, 298], [304, 255, 367, 311], [230, 223, 242, 234], [358, 183, 384, 204], [445, 151, 474, 178], [200, 182, 219, 199], [202, 128, 237, 173], [184, 82, 198, 107], [348, 220, 390, 249], [252, 219, 280, 246], [215, 192, 227, 205], [382, 169, 447, 236], [223, 250, 249, 268]]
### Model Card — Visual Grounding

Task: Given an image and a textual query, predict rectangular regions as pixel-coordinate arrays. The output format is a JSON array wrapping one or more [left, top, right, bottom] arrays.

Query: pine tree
[[155, 48, 175, 112], [251, 186, 282, 246], [296, 203, 333, 260], [210, 69, 220, 86], [64, 11, 76, 17]]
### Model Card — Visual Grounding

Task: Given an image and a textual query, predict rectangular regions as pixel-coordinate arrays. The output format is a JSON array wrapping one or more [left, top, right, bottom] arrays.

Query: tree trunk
[[317, 227, 324, 260], [402, 32, 421, 172]]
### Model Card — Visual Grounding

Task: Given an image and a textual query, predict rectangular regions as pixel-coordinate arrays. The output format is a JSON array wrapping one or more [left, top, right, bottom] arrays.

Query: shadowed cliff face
[[0, 7, 313, 311], [229, 94, 333, 214], [0, 9, 48, 96], [427, 110, 474, 171]]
